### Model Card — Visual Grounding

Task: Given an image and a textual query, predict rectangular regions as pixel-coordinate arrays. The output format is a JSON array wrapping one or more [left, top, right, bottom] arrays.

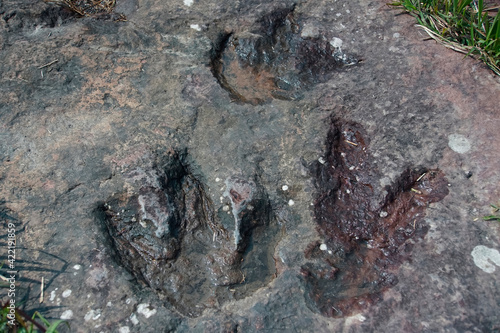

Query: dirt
[[1, 0, 500, 332]]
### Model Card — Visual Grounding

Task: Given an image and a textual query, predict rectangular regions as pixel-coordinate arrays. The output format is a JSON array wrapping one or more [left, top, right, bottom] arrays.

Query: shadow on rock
[[301, 117, 449, 317]]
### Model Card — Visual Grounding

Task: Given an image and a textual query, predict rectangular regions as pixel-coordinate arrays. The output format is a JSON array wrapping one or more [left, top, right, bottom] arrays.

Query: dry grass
[[43, 0, 119, 17]]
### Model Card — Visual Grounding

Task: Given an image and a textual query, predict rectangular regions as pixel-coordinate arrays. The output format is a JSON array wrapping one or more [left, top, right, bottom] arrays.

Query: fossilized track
[[302, 118, 449, 317], [101, 150, 280, 317]]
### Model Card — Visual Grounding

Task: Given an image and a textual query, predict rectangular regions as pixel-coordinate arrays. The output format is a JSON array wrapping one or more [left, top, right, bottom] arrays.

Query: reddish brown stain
[[303, 118, 449, 317], [229, 189, 243, 203]]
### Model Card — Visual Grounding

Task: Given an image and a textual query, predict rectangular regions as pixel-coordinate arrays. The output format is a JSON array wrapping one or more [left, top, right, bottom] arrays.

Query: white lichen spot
[[393, 32, 401, 38], [288, 199, 295, 206], [130, 313, 139, 325], [319, 243, 327, 251], [448, 134, 471, 154], [183, 0, 193, 6], [60, 310, 73, 320], [84, 309, 102, 321], [353, 313, 366, 322], [118, 327, 130, 333], [282, 185, 289, 191], [215, 177, 221, 182], [73, 264, 81, 270], [345, 313, 366, 326], [50, 290, 56, 302], [330, 37, 343, 50], [471, 245, 500, 273], [137, 303, 157, 318], [318, 157, 326, 164], [62, 289, 72, 298], [379, 211, 388, 218], [190, 24, 202, 31], [388, 46, 400, 53], [222, 205, 230, 212], [107, 302, 113, 307]]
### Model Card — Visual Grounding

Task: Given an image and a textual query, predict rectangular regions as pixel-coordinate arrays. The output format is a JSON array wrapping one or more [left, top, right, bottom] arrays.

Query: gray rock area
[[1, 0, 499, 332]]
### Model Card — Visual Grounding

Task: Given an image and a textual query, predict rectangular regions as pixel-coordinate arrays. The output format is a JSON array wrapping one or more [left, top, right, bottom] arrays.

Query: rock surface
[[1, 0, 500, 332]]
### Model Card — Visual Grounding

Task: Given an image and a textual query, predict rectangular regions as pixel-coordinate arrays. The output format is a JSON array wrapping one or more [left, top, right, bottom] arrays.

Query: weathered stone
[[1, 0, 500, 331]]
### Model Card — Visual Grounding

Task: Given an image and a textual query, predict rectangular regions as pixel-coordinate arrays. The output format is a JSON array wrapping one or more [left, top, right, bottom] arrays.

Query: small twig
[[345, 140, 358, 146], [416, 172, 427, 182], [38, 59, 59, 69], [40, 277, 44, 303], [410, 188, 422, 194]]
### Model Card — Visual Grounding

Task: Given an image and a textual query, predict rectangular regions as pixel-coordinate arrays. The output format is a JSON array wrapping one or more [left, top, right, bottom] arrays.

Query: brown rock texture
[[1, 0, 499, 332]]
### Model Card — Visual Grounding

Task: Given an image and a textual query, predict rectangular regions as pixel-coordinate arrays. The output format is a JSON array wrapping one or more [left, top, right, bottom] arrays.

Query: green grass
[[389, 0, 500, 75], [483, 203, 500, 221], [0, 302, 69, 333], [1, 263, 69, 333]]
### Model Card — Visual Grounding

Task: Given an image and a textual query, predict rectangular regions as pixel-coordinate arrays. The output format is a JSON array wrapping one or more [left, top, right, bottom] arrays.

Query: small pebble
[[379, 211, 388, 218], [319, 244, 327, 251], [282, 185, 289, 191], [318, 157, 326, 164], [288, 199, 295, 206]]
